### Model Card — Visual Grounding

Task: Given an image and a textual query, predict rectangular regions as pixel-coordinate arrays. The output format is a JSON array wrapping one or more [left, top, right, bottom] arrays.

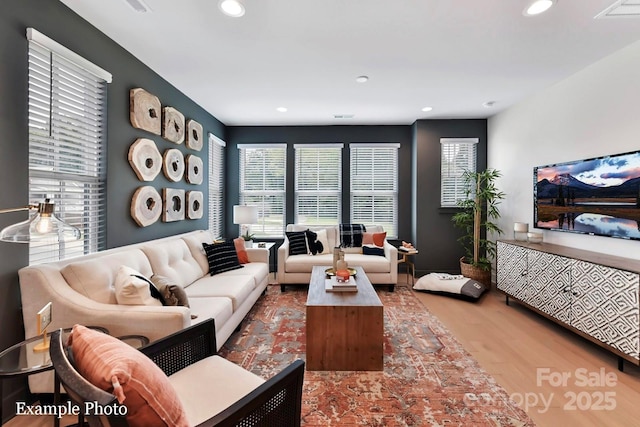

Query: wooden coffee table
[[306, 265, 384, 371]]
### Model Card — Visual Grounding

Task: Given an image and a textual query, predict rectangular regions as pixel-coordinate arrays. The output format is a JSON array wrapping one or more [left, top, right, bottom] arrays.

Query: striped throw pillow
[[286, 231, 308, 255], [202, 241, 244, 275]]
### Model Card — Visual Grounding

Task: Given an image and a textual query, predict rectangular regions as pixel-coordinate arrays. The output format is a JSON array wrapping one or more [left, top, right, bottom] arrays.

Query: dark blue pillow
[[286, 231, 308, 255], [363, 245, 385, 256], [202, 241, 244, 275]]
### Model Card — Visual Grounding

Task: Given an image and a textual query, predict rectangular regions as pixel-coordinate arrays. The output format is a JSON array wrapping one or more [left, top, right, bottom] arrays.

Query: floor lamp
[[0, 198, 81, 351]]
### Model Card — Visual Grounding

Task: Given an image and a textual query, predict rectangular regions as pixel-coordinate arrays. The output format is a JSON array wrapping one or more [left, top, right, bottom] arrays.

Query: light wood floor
[[6, 284, 640, 427]]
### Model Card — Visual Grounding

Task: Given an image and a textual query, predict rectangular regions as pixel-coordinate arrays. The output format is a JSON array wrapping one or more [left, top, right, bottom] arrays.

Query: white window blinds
[[440, 138, 478, 207], [208, 133, 225, 238], [238, 144, 287, 237], [294, 144, 342, 225], [350, 144, 399, 238], [27, 30, 110, 264]]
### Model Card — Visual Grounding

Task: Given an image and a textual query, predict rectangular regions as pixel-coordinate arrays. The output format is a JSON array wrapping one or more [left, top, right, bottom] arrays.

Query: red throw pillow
[[69, 325, 188, 427], [362, 232, 387, 247], [233, 237, 250, 264]]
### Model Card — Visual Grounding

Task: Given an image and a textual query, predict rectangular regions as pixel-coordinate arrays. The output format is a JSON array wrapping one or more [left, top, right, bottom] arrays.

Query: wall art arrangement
[[128, 88, 204, 227]]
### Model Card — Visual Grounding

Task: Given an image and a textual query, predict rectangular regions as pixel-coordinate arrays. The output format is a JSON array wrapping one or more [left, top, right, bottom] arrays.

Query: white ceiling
[[60, 0, 640, 126]]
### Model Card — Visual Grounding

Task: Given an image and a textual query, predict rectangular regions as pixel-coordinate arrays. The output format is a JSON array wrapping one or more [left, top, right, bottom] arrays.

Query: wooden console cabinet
[[496, 240, 640, 371]]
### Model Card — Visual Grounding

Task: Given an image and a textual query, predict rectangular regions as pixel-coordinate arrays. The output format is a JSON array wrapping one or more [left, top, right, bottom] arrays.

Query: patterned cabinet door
[[571, 261, 640, 361], [497, 242, 527, 298], [526, 250, 572, 324]]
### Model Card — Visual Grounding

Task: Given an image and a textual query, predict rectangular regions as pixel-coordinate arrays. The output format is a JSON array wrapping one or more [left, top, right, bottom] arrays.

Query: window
[[27, 29, 111, 264], [238, 144, 286, 237], [350, 144, 399, 238], [440, 138, 478, 207], [208, 133, 225, 238], [294, 144, 342, 225]]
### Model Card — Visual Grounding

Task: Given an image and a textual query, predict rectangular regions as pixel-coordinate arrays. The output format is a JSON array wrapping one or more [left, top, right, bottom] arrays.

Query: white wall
[[488, 39, 640, 260]]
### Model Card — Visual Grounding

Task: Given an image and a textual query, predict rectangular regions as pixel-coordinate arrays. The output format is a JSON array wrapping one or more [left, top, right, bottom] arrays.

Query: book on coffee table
[[325, 278, 358, 292]]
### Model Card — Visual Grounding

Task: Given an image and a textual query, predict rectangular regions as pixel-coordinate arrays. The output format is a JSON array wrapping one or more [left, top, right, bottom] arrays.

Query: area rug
[[219, 284, 535, 426]]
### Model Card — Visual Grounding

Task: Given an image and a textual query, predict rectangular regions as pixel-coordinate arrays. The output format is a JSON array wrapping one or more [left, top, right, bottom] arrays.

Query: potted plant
[[241, 230, 255, 247], [451, 168, 505, 287]]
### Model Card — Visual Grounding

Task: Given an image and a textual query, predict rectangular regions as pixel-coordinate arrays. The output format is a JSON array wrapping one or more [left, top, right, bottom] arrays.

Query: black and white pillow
[[362, 245, 385, 257], [305, 229, 325, 255], [286, 231, 308, 255], [202, 241, 244, 275]]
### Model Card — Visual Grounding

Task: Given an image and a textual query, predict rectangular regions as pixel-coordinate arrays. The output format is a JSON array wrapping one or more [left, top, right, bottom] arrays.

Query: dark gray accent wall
[[412, 119, 488, 275], [0, 0, 224, 419]]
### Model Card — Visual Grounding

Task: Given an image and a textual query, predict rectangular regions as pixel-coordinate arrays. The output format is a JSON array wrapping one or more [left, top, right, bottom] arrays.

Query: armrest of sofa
[[206, 359, 305, 427], [384, 240, 399, 283], [246, 247, 269, 264], [277, 239, 290, 283]]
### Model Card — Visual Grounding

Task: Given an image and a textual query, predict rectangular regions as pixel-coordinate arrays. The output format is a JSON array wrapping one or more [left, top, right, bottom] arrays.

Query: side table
[[398, 248, 418, 285]]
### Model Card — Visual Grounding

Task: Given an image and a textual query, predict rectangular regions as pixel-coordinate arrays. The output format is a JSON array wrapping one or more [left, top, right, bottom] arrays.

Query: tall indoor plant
[[451, 168, 505, 286]]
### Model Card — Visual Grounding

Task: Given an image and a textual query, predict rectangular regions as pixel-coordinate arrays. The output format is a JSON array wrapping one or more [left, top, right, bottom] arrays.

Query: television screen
[[534, 150, 640, 240]]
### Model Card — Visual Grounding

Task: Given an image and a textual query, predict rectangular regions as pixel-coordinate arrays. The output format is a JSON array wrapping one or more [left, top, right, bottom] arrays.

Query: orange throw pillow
[[233, 237, 250, 264], [362, 232, 387, 247], [69, 325, 188, 427]]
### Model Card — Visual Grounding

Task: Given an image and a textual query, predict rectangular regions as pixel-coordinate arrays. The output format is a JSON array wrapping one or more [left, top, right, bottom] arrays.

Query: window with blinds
[[440, 138, 478, 207], [294, 144, 342, 225], [350, 144, 399, 238], [208, 133, 225, 238], [27, 30, 110, 264], [238, 144, 287, 237]]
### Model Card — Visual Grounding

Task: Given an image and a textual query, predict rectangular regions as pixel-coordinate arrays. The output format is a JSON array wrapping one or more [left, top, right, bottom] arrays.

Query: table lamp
[[233, 205, 258, 240]]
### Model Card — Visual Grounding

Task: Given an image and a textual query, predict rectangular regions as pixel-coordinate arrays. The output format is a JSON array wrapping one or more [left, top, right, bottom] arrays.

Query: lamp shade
[[0, 200, 81, 243], [233, 205, 258, 225]]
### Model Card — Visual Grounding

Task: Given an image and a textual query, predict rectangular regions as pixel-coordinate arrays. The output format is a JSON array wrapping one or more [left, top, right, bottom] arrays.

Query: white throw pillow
[[114, 266, 162, 306], [315, 229, 331, 254]]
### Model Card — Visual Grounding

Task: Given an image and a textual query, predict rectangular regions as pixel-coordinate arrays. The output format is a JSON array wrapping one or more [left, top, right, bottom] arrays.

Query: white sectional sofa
[[278, 224, 398, 291], [19, 230, 269, 392]]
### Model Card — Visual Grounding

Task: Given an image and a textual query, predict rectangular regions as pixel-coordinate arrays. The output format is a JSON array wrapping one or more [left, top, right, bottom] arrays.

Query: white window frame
[[440, 138, 478, 207], [238, 144, 287, 237], [27, 28, 111, 264], [208, 133, 225, 238], [294, 144, 343, 225], [349, 143, 400, 238]]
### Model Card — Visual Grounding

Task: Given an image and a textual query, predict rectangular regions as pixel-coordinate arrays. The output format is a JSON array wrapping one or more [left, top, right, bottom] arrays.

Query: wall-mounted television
[[534, 150, 640, 241]]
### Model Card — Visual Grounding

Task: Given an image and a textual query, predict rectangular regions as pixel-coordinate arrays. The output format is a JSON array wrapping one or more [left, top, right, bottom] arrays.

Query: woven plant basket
[[460, 257, 491, 289]]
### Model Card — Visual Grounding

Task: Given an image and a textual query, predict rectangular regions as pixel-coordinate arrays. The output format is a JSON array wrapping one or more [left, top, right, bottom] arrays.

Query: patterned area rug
[[219, 285, 535, 426]]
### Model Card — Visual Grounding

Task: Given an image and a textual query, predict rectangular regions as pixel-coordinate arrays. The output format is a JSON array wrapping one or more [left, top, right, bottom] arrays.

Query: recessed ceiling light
[[123, 0, 152, 13], [355, 75, 369, 83], [219, 0, 245, 17], [482, 101, 496, 108], [421, 106, 433, 112], [523, 0, 556, 16], [276, 107, 288, 113]]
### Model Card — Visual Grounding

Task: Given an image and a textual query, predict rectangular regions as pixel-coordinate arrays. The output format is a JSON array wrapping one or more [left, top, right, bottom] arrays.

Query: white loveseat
[[277, 224, 398, 291], [19, 230, 269, 392]]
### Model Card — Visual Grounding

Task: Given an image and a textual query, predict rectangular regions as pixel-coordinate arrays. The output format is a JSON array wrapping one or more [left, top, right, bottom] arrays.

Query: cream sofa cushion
[[187, 297, 233, 331], [344, 254, 391, 273], [61, 249, 153, 304], [142, 239, 204, 288], [216, 262, 269, 289], [285, 254, 333, 272], [185, 275, 255, 311], [168, 355, 265, 426], [181, 230, 215, 276]]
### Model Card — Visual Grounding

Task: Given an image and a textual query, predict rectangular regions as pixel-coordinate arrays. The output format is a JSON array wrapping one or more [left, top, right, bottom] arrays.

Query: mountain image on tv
[[534, 151, 640, 240]]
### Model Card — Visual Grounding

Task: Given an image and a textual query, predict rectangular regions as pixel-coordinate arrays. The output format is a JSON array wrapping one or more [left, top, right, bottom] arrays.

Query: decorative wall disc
[[185, 155, 203, 185], [131, 186, 162, 227], [162, 148, 185, 182], [186, 120, 203, 151], [163, 188, 185, 222], [162, 106, 185, 144], [128, 138, 162, 181], [129, 88, 161, 135], [186, 191, 204, 219]]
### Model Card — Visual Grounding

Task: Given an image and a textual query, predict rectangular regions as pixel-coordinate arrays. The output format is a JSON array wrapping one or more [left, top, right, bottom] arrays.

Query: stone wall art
[[185, 155, 203, 185], [130, 88, 161, 135], [162, 106, 185, 144], [128, 138, 162, 181], [163, 188, 185, 222], [131, 186, 162, 227], [163, 148, 185, 182], [186, 191, 204, 219], [186, 119, 203, 151]]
